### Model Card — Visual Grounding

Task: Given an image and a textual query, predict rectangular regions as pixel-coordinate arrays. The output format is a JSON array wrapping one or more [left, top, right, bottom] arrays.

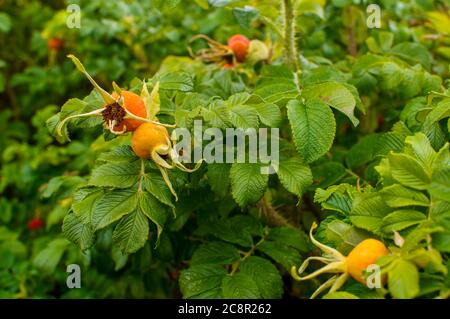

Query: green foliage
[[1, 0, 449, 300]]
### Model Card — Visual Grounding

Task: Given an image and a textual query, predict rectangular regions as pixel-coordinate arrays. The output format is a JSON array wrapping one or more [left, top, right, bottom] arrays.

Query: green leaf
[[46, 114, 70, 143], [203, 215, 263, 248], [277, 156, 312, 197], [350, 193, 392, 233], [230, 163, 268, 207], [232, 6, 259, 28], [207, 164, 231, 197], [429, 168, 450, 202], [139, 192, 168, 242], [254, 66, 299, 105], [380, 184, 429, 208], [143, 170, 175, 208], [302, 82, 359, 126], [201, 101, 232, 129], [191, 242, 240, 266], [98, 145, 138, 163], [405, 133, 436, 172], [62, 212, 95, 251], [314, 184, 355, 215], [253, 103, 282, 127], [388, 259, 420, 299], [388, 153, 431, 190], [0, 12, 12, 33], [112, 208, 149, 254], [381, 210, 427, 233], [346, 134, 380, 168], [297, 0, 325, 18], [33, 238, 70, 273], [180, 264, 227, 298], [287, 99, 336, 163], [89, 162, 140, 188], [390, 43, 432, 70], [229, 105, 259, 129], [41, 177, 64, 199], [93, 189, 138, 230], [222, 273, 260, 298], [240, 256, 283, 299], [267, 227, 310, 253], [424, 99, 450, 129], [72, 188, 104, 223], [317, 218, 371, 255], [156, 72, 193, 92], [257, 240, 302, 271]]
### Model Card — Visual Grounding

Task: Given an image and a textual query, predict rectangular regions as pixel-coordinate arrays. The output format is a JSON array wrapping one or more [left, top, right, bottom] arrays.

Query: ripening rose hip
[[291, 223, 390, 298], [131, 122, 170, 159], [227, 34, 250, 63], [57, 55, 156, 136], [346, 239, 389, 283], [110, 91, 147, 132]]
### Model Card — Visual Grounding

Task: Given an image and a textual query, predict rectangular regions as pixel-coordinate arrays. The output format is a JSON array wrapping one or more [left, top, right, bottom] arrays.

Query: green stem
[[230, 233, 268, 275], [281, 0, 299, 73]]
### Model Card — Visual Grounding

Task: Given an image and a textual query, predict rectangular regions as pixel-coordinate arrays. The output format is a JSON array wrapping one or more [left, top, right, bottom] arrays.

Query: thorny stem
[[281, 0, 300, 73], [258, 197, 290, 227], [346, 6, 357, 57]]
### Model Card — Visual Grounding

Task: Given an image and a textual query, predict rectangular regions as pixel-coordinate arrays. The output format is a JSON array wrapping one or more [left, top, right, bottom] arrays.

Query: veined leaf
[[240, 256, 283, 299], [424, 99, 450, 129], [139, 191, 168, 242], [222, 273, 260, 299], [381, 210, 427, 233], [350, 193, 392, 233], [98, 145, 138, 163], [388, 259, 420, 299], [143, 170, 175, 208], [388, 153, 431, 190], [253, 103, 281, 127], [89, 162, 140, 188], [207, 164, 231, 197], [93, 189, 138, 230], [287, 99, 336, 163], [229, 105, 259, 129], [257, 240, 302, 271], [179, 264, 227, 299], [405, 133, 436, 173], [112, 208, 149, 254], [277, 155, 313, 197], [230, 163, 268, 207], [62, 212, 95, 251], [254, 65, 300, 105], [380, 184, 429, 208], [190, 242, 240, 266], [302, 82, 359, 126], [155, 71, 193, 92]]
